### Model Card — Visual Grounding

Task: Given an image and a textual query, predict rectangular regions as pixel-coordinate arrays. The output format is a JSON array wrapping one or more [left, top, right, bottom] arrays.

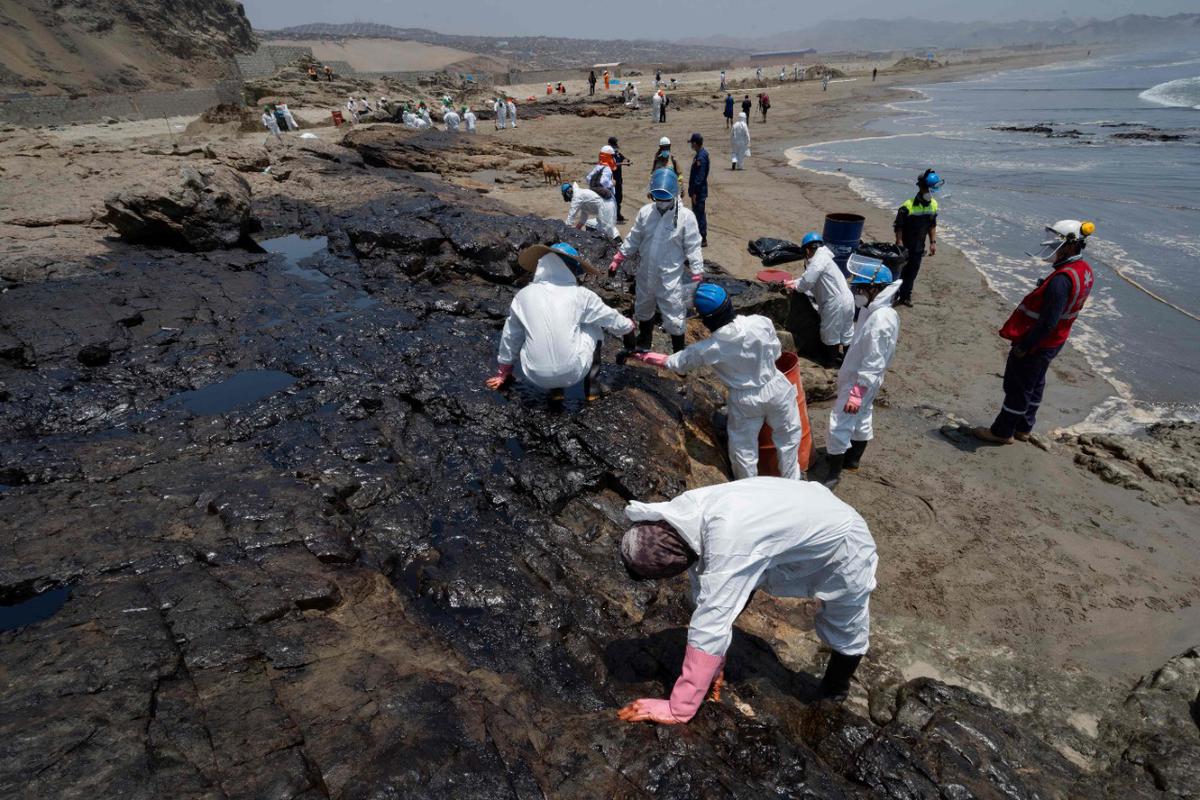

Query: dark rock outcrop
[[101, 163, 253, 250]]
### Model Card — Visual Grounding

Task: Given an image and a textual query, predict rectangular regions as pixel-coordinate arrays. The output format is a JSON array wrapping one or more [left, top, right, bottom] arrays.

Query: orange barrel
[[757, 351, 815, 474], [331, 109, 344, 127]]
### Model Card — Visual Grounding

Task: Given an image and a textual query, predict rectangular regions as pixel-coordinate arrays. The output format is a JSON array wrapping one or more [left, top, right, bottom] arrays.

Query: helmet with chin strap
[[917, 168, 944, 192]]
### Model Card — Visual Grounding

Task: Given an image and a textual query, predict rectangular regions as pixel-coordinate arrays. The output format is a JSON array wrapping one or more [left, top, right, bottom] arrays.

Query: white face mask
[[920, 191, 933, 202], [655, 200, 674, 213], [854, 293, 869, 308]]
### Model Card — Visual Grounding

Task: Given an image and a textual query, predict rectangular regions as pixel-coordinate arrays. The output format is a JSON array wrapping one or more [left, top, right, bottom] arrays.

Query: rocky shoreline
[[2, 71, 1198, 798]]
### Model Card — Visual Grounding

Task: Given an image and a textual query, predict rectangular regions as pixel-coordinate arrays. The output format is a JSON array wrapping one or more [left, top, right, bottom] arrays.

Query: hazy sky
[[240, 0, 1197, 39]]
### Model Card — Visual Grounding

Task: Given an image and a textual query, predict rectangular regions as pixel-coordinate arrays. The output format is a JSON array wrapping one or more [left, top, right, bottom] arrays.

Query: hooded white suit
[[617, 200, 705, 336], [497, 255, 634, 389], [566, 183, 618, 239], [650, 92, 662, 122], [494, 99, 507, 130], [506, 100, 517, 128], [666, 315, 803, 480], [463, 109, 477, 133], [731, 113, 751, 168], [792, 245, 855, 346], [443, 109, 461, 131], [625, 477, 877, 656], [827, 280, 901, 454]]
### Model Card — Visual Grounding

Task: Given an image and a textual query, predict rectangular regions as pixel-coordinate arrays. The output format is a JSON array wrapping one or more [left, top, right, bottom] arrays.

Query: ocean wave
[[1066, 395, 1200, 435], [1139, 76, 1200, 110]]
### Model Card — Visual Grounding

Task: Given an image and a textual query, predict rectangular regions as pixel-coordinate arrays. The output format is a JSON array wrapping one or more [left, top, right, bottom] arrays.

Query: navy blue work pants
[[990, 345, 1061, 438], [899, 243, 924, 302], [691, 196, 707, 239]]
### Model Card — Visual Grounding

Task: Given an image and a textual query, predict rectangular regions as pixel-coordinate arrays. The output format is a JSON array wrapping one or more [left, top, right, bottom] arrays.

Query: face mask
[[854, 293, 869, 308], [655, 200, 674, 213], [920, 191, 932, 202]]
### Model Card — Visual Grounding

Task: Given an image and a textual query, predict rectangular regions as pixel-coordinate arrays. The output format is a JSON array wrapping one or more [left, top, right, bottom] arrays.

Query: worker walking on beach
[[506, 97, 518, 128], [893, 169, 942, 307], [608, 168, 704, 353], [615, 477, 878, 724], [494, 97, 507, 130], [730, 112, 751, 170], [631, 285, 804, 480], [261, 106, 282, 142], [758, 92, 771, 123], [823, 261, 901, 489], [589, 70, 597, 95], [974, 220, 1096, 445], [462, 106, 476, 133], [720, 69, 727, 90], [687, 133, 710, 248], [486, 243, 634, 402], [784, 232, 855, 366], [443, 106, 461, 132], [651, 89, 663, 123], [741, 94, 752, 122], [724, 92, 735, 129], [659, 90, 669, 123]]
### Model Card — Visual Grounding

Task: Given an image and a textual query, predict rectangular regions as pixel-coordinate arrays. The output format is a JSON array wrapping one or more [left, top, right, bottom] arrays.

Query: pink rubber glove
[[617, 646, 725, 724], [485, 363, 513, 390], [783, 278, 800, 292], [608, 251, 627, 275], [844, 384, 865, 414], [690, 273, 703, 283], [633, 351, 669, 367]]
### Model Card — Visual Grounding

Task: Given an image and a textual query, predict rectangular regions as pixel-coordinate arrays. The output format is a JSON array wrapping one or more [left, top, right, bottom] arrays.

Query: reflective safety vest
[[999, 257, 1094, 351]]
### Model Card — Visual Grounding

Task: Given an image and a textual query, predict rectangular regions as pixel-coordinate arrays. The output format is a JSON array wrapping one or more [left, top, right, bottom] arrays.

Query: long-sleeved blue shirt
[[1019, 272, 1070, 353], [688, 148, 709, 199]]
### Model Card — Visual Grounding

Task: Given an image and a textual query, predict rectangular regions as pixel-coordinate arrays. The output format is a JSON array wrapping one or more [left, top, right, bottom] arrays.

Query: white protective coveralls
[[625, 477, 878, 656], [792, 245, 854, 346], [506, 100, 517, 128], [650, 92, 662, 122], [279, 104, 299, 131], [731, 112, 751, 168], [420, 107, 432, 127], [344, 99, 358, 124], [443, 109, 461, 131], [261, 111, 281, 139], [497, 255, 634, 389], [494, 99, 507, 130], [463, 109, 477, 133], [827, 280, 901, 455], [617, 200, 705, 336], [665, 315, 804, 480], [566, 183, 618, 239]]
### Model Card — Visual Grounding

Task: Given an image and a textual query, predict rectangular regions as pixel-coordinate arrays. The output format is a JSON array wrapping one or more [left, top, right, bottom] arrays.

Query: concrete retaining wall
[[0, 81, 244, 127]]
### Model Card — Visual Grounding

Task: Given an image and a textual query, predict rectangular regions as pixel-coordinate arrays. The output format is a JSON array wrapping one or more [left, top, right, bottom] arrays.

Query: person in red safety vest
[[974, 220, 1096, 444]]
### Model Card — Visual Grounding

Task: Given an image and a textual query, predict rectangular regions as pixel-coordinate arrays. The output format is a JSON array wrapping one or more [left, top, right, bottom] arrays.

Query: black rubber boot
[[584, 342, 605, 401], [636, 320, 655, 350], [817, 651, 863, 701], [622, 329, 637, 352], [843, 440, 868, 472], [823, 452, 845, 490], [670, 334, 687, 353], [825, 343, 844, 367]]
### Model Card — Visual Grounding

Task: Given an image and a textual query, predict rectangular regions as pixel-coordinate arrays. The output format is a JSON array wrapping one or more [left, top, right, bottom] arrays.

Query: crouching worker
[[486, 243, 634, 401], [630, 284, 804, 480], [824, 261, 900, 489], [616, 477, 878, 724], [784, 232, 855, 367], [562, 182, 618, 240]]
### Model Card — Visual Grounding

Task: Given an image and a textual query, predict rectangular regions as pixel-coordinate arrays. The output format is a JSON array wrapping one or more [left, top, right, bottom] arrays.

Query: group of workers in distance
[[482, 107, 1099, 723]]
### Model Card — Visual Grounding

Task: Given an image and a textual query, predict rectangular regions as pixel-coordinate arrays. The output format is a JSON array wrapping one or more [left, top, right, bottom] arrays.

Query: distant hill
[[258, 22, 746, 70], [683, 13, 1200, 54], [0, 0, 255, 96]]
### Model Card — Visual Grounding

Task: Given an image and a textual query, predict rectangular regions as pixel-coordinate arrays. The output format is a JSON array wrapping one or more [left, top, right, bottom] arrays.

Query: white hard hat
[[1047, 219, 1095, 240], [659, 136, 671, 146], [600, 145, 615, 155]]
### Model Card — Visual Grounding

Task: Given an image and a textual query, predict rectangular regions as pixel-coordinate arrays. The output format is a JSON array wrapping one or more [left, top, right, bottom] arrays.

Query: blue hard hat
[[550, 242, 581, 263], [919, 169, 944, 192], [561, 182, 573, 202], [801, 231, 823, 247], [649, 167, 679, 201], [849, 262, 894, 286], [694, 283, 729, 315]]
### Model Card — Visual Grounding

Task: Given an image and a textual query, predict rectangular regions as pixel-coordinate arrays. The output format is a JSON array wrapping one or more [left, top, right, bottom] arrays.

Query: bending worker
[[785, 232, 855, 366], [892, 169, 942, 307], [486, 243, 633, 401], [824, 261, 901, 489], [608, 168, 705, 353], [630, 284, 804, 479], [561, 182, 618, 240], [616, 477, 878, 724], [975, 220, 1095, 444]]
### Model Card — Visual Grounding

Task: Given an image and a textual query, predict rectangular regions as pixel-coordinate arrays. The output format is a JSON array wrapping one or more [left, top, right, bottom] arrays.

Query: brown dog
[[541, 161, 563, 185]]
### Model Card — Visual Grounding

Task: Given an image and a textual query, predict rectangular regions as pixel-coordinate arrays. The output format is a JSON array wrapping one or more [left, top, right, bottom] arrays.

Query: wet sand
[[483, 52, 1200, 720]]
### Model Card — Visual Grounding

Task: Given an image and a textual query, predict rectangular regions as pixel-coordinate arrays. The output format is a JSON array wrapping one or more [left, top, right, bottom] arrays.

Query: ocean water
[[788, 50, 1200, 432]]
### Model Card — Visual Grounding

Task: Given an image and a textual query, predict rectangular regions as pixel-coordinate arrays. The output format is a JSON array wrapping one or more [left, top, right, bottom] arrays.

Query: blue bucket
[[822, 213, 865, 275]]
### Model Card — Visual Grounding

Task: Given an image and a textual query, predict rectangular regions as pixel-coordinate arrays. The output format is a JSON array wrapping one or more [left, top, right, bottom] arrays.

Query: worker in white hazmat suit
[[261, 107, 282, 141], [615, 477, 878, 724], [486, 243, 634, 401], [494, 98, 507, 130], [279, 103, 299, 131], [562, 183, 618, 239], [344, 96, 358, 124], [730, 112, 751, 169], [419, 104, 432, 127], [608, 168, 704, 353], [650, 90, 662, 123], [443, 107, 461, 131], [824, 261, 900, 489], [462, 106, 476, 133], [630, 284, 804, 480], [784, 232, 855, 366], [505, 97, 517, 128]]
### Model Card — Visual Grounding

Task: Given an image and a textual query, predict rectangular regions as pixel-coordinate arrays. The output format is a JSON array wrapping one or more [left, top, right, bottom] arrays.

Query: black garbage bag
[[855, 241, 909, 270], [748, 237, 808, 266]]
